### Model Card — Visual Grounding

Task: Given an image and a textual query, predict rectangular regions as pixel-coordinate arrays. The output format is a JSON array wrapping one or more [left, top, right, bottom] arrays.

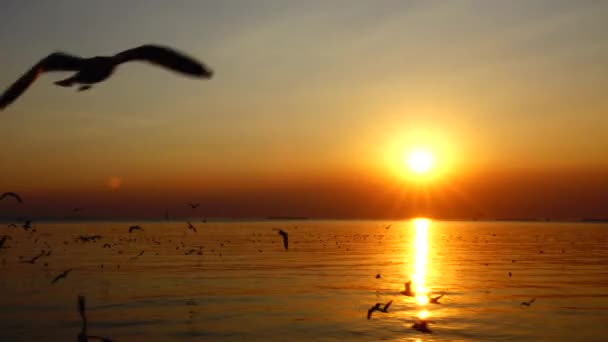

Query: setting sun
[[407, 149, 434, 174]]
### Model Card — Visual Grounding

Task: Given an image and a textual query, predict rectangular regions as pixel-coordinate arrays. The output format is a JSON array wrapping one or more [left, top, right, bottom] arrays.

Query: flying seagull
[[412, 319, 433, 334], [21, 251, 46, 264], [129, 225, 144, 233], [273, 228, 289, 250], [0, 192, 22, 203], [428, 293, 444, 304], [22, 220, 33, 231], [367, 300, 393, 320], [187, 221, 197, 233], [51, 268, 72, 284], [186, 203, 200, 209], [521, 298, 536, 306], [0, 44, 213, 110], [401, 280, 414, 297]]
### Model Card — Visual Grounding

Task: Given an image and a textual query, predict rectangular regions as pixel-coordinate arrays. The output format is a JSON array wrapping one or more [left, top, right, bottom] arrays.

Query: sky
[[1, 0, 607, 220]]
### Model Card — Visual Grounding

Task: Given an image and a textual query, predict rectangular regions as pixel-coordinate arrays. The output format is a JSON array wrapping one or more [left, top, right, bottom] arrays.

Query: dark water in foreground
[[0, 220, 607, 341]]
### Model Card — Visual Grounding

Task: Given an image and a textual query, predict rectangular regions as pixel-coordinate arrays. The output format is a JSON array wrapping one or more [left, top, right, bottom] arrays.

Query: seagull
[[273, 229, 289, 250], [428, 293, 444, 304], [0, 192, 22, 203], [0, 235, 7, 249], [187, 221, 197, 233], [376, 274, 382, 279], [367, 300, 393, 319], [77, 235, 102, 242], [128, 225, 144, 233], [401, 280, 414, 297], [0, 44, 213, 110], [186, 203, 200, 209], [22, 220, 33, 231], [521, 298, 536, 306], [7, 223, 17, 228], [385, 224, 392, 230], [412, 319, 433, 334], [21, 251, 46, 264], [51, 268, 72, 284], [103, 243, 111, 248]]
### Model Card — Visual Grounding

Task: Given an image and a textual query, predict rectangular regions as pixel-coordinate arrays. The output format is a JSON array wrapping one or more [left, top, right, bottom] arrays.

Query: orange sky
[[1, 1, 607, 219]]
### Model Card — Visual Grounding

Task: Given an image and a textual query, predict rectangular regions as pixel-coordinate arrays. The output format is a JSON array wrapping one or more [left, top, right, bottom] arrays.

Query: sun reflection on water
[[412, 218, 430, 306]]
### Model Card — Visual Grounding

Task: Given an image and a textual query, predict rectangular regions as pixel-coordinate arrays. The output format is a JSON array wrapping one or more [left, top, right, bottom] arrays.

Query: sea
[[0, 219, 607, 341]]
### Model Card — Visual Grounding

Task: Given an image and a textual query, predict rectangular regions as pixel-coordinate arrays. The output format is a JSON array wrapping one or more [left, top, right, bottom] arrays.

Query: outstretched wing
[[1, 192, 23, 203], [0, 53, 83, 110], [114, 45, 213, 78], [383, 300, 393, 312]]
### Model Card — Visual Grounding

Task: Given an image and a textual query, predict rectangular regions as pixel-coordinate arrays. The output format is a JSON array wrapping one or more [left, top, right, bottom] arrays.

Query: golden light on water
[[412, 218, 430, 305]]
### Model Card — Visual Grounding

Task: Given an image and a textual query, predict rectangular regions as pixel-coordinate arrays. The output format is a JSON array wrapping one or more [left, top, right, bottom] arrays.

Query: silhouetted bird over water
[[412, 319, 433, 333], [401, 280, 414, 296], [367, 300, 393, 319], [273, 229, 289, 250], [129, 225, 144, 233], [51, 268, 72, 284], [521, 298, 536, 306], [0, 192, 22, 203], [428, 293, 444, 304], [186, 203, 200, 209], [187, 221, 197, 233], [0, 44, 213, 110]]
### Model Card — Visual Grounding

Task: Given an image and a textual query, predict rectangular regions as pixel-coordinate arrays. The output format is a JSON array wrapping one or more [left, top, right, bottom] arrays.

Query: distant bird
[[21, 251, 46, 264], [51, 269, 72, 284], [186, 203, 200, 209], [385, 224, 392, 230], [521, 298, 536, 306], [77, 235, 102, 242], [0, 192, 22, 203], [509, 272, 512, 278], [401, 280, 414, 297], [0, 44, 213, 110], [367, 300, 393, 319], [22, 220, 32, 231], [274, 229, 289, 250], [7, 223, 17, 228], [376, 274, 382, 279], [103, 243, 111, 248], [428, 293, 444, 304], [412, 319, 433, 334], [0, 235, 7, 249], [128, 225, 144, 233], [187, 221, 197, 233]]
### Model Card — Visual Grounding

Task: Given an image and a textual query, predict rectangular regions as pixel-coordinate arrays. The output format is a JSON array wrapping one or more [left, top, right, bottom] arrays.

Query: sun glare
[[407, 149, 434, 174]]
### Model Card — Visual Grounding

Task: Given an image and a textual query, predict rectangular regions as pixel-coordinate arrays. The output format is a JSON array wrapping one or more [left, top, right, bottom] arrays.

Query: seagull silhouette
[[21, 251, 46, 264], [273, 229, 289, 250], [51, 268, 72, 284], [7, 223, 17, 228], [521, 298, 536, 306], [0, 44, 213, 110], [0, 192, 22, 203], [401, 280, 414, 297], [187, 221, 197, 233], [128, 225, 144, 233], [367, 300, 393, 319], [22, 220, 32, 231], [385, 224, 392, 230], [376, 274, 382, 279], [428, 293, 444, 304], [186, 203, 200, 209], [412, 319, 433, 333]]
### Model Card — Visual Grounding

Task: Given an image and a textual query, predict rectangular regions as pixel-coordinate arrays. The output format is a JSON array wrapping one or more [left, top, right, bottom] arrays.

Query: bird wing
[[367, 306, 375, 320], [383, 300, 393, 312], [0, 53, 83, 110], [529, 298, 535, 304], [113, 45, 212, 78]]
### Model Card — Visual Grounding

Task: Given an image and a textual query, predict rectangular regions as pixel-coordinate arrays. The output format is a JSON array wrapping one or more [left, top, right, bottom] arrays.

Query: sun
[[407, 149, 434, 174]]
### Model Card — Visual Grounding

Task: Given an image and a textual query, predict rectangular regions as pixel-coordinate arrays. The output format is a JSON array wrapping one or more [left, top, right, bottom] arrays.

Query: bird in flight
[[428, 293, 444, 304], [0, 44, 213, 110], [129, 225, 144, 233], [273, 228, 289, 250], [0, 192, 22, 203], [385, 224, 392, 230], [367, 300, 393, 320], [186, 203, 200, 209], [21, 251, 46, 264], [375, 274, 382, 279], [187, 221, 197, 233], [51, 269, 73, 284], [521, 298, 536, 306], [7, 223, 17, 228]]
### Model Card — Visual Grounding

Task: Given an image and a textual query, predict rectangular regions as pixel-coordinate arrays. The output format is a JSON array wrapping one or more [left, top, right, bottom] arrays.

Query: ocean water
[[0, 220, 607, 341]]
